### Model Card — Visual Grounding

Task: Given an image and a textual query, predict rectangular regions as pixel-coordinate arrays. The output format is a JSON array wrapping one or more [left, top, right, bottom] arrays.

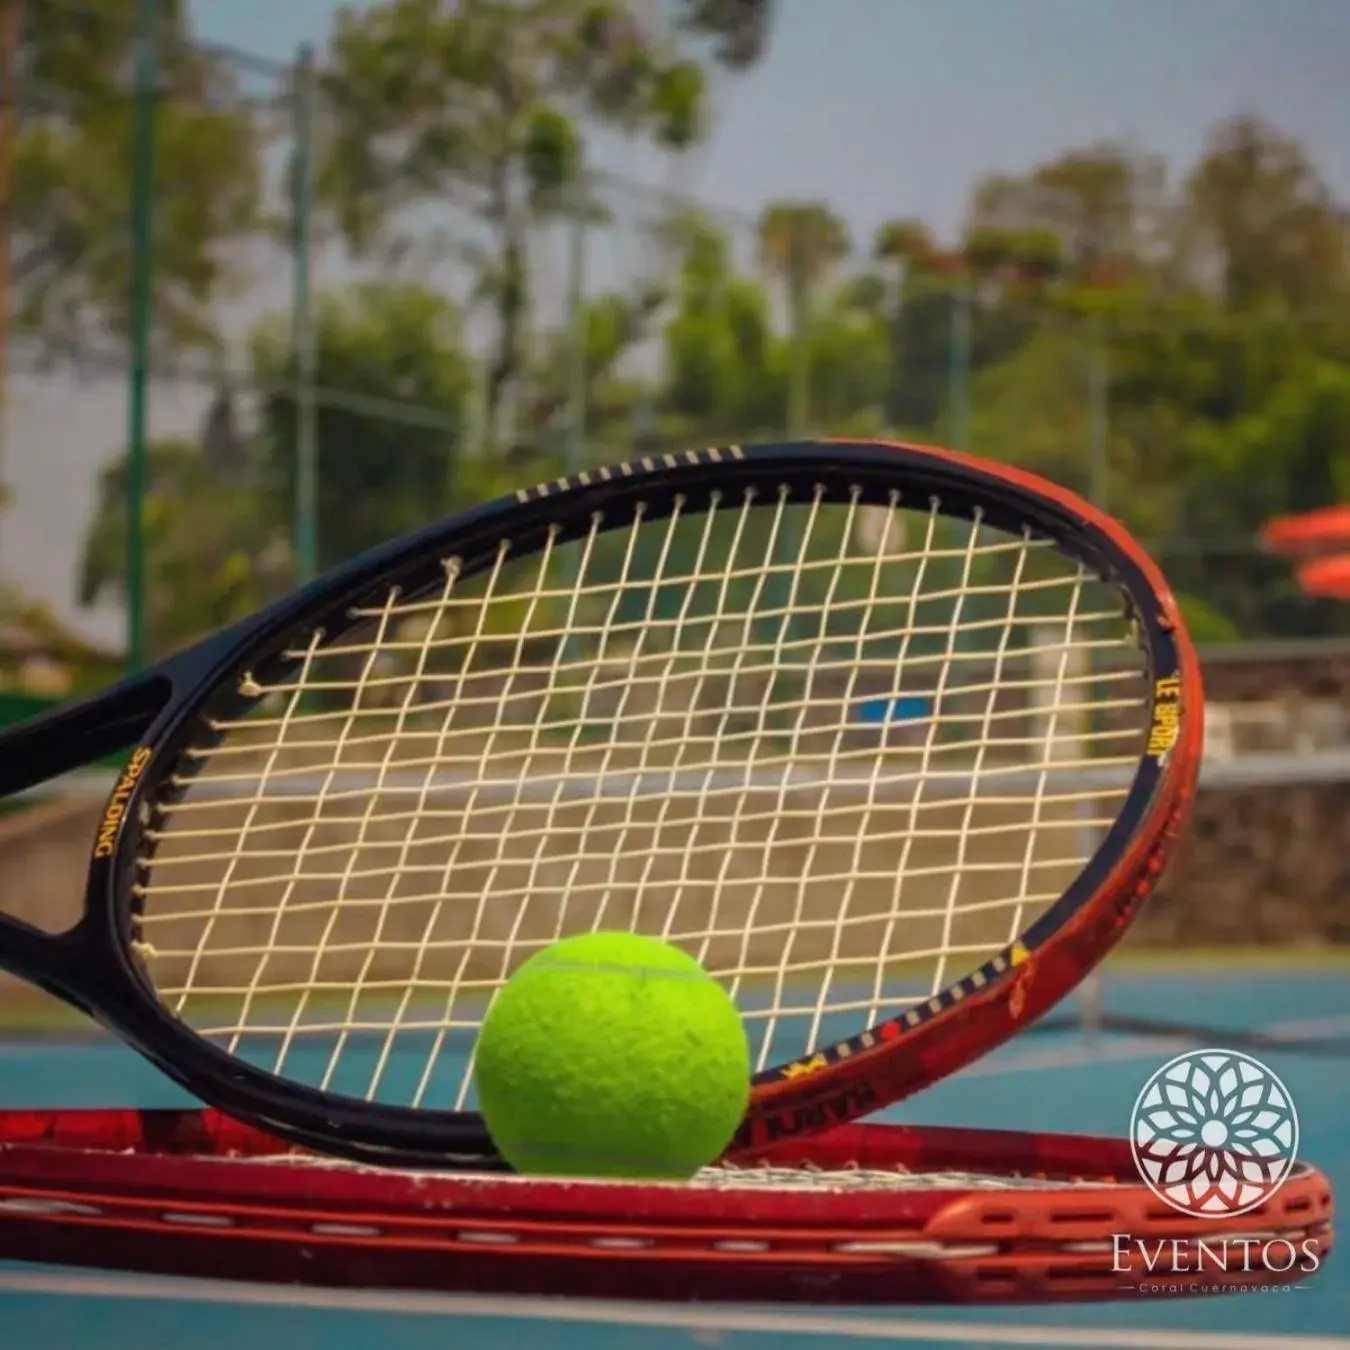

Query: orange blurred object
[[1297, 553, 1350, 600], [1259, 504, 1350, 555], [1258, 505, 1350, 599]]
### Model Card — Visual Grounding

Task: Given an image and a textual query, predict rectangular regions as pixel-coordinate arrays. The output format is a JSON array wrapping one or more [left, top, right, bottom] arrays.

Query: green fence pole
[[947, 280, 972, 451], [125, 0, 158, 673], [786, 249, 810, 439], [771, 242, 811, 655], [554, 176, 588, 656], [291, 43, 319, 582], [1087, 320, 1110, 508], [0, 0, 23, 560], [563, 178, 587, 479]]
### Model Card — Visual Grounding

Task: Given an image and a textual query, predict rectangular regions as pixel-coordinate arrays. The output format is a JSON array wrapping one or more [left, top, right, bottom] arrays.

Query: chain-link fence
[[6, 1, 304, 677], [4, 0, 1349, 693]]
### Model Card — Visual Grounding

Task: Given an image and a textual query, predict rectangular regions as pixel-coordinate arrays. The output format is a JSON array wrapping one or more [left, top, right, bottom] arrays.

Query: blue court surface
[[0, 965, 1347, 1350]]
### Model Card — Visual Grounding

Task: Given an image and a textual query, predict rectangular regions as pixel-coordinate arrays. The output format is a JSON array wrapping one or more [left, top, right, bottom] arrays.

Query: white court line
[[4, 1013, 1349, 1080], [0, 1271, 1348, 1349], [965, 1035, 1174, 1077], [963, 1013, 1350, 1079], [1264, 1013, 1350, 1039]]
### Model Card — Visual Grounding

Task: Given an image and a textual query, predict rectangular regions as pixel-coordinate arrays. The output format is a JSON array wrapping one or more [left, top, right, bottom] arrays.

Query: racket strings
[[242, 1148, 1123, 1194], [132, 484, 1151, 1107]]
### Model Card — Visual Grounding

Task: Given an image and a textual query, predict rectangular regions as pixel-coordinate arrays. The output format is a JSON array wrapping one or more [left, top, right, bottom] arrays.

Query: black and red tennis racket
[[0, 438, 1202, 1168]]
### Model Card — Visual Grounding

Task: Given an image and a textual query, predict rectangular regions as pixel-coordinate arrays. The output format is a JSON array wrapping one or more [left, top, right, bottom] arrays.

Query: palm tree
[[873, 217, 935, 272], [756, 202, 851, 435]]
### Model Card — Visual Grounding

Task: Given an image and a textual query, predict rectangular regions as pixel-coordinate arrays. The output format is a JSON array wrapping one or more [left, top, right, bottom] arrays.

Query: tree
[[804, 283, 890, 434], [523, 286, 664, 464], [757, 201, 851, 305], [757, 201, 850, 434], [659, 213, 782, 441], [862, 219, 950, 435], [78, 439, 287, 660], [317, 0, 765, 452], [675, 0, 775, 69], [966, 330, 1106, 500], [78, 282, 475, 659], [873, 218, 936, 274], [0, 490, 120, 691], [656, 207, 883, 442], [12, 0, 263, 354], [1182, 115, 1350, 311], [252, 281, 474, 573], [1165, 359, 1350, 637], [968, 142, 1168, 281]]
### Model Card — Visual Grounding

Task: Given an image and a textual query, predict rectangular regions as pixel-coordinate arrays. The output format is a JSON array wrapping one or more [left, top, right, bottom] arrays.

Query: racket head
[[0, 1107, 1328, 1305], [0, 439, 1203, 1165]]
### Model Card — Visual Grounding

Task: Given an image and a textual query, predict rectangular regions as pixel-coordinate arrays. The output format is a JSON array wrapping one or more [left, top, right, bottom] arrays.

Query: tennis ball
[[474, 931, 751, 1180]]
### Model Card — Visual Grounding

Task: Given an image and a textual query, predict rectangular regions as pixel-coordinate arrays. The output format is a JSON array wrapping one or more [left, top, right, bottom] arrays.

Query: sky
[[7, 0, 1350, 646], [185, 0, 1350, 244]]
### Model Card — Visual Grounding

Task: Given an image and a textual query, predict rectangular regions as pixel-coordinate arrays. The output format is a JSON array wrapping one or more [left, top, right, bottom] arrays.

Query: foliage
[[1183, 116, 1350, 311], [78, 277, 474, 656], [252, 281, 475, 573], [13, 0, 263, 354], [78, 439, 289, 659], [1175, 593, 1242, 645], [0, 492, 120, 691], [45, 0, 1350, 650], [658, 214, 784, 441], [315, 0, 757, 451], [675, 0, 775, 69]]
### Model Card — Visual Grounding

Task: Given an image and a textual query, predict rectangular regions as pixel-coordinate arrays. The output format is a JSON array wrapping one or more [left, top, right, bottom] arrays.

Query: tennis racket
[[0, 438, 1202, 1167], [0, 1107, 1329, 1305]]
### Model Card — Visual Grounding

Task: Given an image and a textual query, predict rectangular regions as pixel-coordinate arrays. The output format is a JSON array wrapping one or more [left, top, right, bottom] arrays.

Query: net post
[[125, 0, 159, 674], [1078, 970, 1104, 1051], [291, 42, 319, 584]]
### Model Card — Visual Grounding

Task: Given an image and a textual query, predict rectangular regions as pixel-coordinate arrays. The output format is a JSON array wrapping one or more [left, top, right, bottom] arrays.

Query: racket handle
[[0, 607, 283, 799], [0, 673, 164, 796], [0, 911, 98, 1015]]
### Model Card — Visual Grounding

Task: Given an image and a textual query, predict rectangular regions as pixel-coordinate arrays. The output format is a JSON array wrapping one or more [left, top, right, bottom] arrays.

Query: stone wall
[[1131, 777, 1350, 947], [1200, 639, 1350, 703], [1123, 641, 1350, 946]]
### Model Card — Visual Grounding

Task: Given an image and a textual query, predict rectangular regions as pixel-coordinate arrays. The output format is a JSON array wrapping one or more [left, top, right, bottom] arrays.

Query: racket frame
[[0, 439, 1202, 1166], [0, 1107, 1327, 1306]]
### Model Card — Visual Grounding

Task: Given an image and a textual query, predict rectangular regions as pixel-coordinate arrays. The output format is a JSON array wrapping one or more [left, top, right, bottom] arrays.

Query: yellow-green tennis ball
[[474, 931, 750, 1180]]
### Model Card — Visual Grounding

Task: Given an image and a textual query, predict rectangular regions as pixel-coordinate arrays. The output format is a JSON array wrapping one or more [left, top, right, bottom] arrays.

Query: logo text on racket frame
[[1146, 674, 1182, 759], [1111, 1047, 1320, 1293], [93, 745, 153, 859]]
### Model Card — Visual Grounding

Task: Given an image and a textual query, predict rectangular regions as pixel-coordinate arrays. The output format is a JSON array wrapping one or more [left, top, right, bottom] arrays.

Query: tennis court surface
[[1, 962, 1346, 1350]]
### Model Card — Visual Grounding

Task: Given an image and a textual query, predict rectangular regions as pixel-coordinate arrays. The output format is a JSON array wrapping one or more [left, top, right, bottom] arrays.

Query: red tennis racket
[[0, 438, 1201, 1167], [0, 1106, 1330, 1305]]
